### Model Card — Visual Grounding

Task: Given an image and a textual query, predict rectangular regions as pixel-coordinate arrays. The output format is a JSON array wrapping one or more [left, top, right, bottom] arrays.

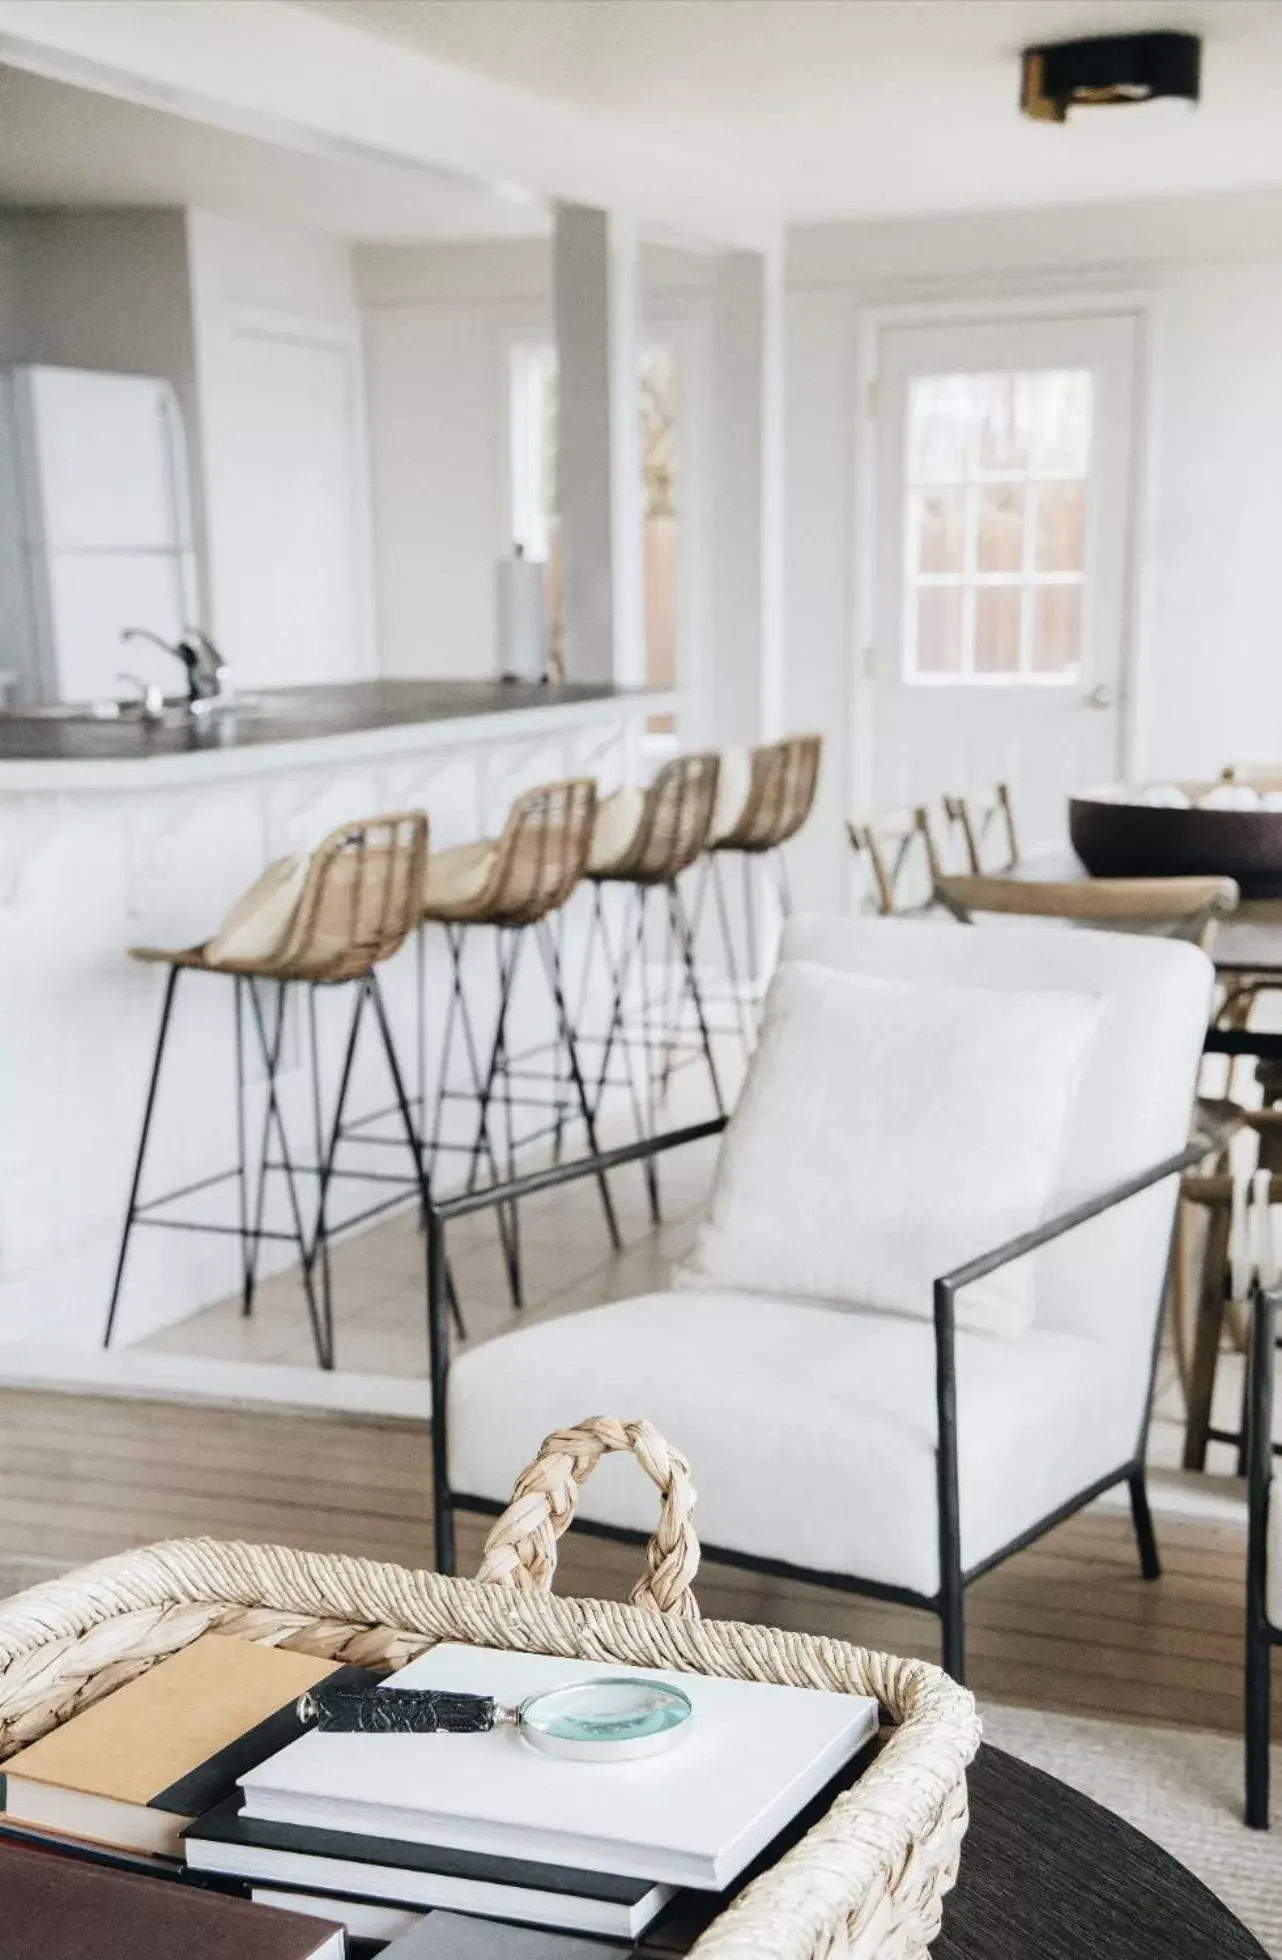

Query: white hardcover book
[[240, 1644, 878, 1891]]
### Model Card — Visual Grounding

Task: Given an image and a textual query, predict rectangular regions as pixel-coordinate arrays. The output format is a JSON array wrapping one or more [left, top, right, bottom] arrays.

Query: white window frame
[[902, 366, 1093, 689]]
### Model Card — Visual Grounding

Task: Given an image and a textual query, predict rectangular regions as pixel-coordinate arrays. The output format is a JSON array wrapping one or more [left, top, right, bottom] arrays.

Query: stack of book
[[0, 1632, 880, 1957]]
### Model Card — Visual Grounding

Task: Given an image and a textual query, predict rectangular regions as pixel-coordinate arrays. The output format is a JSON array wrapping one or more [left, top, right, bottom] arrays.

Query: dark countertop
[[0, 679, 646, 764]]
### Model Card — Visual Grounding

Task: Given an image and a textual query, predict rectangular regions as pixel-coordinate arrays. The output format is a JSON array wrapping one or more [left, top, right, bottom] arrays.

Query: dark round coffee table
[[937, 1745, 1269, 1958]]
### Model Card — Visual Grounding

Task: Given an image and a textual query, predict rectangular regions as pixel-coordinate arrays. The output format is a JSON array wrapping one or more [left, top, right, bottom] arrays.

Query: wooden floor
[[0, 1386, 1274, 1740]]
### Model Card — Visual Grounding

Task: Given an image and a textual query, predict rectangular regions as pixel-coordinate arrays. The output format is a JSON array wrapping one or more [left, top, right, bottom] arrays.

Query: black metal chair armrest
[[429, 1116, 729, 1226]]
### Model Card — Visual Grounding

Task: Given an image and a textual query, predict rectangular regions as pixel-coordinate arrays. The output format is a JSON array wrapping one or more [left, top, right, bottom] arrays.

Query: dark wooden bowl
[[1070, 783, 1282, 898]]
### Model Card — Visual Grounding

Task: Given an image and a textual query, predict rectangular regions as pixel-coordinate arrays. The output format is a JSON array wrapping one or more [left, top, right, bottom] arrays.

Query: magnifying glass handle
[[298, 1681, 498, 1734]]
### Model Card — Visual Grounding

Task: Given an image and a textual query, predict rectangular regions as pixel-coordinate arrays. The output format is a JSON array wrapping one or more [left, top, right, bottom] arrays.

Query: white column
[[705, 247, 785, 749], [552, 203, 644, 687]]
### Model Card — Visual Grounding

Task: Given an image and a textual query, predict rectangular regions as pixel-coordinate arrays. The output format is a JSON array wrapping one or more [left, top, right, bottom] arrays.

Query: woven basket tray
[[0, 1417, 980, 1960]]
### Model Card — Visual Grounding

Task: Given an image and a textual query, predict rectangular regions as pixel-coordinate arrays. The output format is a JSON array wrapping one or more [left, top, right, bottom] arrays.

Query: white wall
[[187, 210, 375, 688], [356, 238, 719, 719], [356, 243, 546, 682], [783, 187, 1282, 912]]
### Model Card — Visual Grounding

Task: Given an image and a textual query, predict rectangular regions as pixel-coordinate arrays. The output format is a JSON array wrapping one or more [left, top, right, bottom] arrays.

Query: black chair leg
[[939, 1581, 966, 1684], [103, 966, 181, 1348], [1246, 1621, 1272, 1828], [1128, 1467, 1162, 1580]]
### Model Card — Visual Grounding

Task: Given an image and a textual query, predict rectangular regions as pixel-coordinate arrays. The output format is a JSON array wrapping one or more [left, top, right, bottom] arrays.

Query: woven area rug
[[982, 1702, 1282, 1957]]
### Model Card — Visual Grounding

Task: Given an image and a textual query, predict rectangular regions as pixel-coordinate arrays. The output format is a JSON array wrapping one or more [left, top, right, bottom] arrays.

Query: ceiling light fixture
[[1020, 30, 1201, 123]]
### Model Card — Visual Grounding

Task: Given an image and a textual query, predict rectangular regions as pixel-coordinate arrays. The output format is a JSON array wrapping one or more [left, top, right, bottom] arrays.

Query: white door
[[869, 312, 1139, 853]]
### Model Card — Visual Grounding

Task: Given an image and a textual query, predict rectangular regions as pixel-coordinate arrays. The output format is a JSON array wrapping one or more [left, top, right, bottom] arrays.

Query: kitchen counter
[[0, 679, 671, 791], [0, 676, 666, 1355]]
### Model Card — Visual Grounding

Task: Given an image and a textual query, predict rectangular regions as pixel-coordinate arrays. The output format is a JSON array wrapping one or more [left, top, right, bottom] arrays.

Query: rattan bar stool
[[102, 812, 430, 1370], [420, 778, 620, 1309], [693, 733, 823, 1052], [580, 752, 725, 1221]]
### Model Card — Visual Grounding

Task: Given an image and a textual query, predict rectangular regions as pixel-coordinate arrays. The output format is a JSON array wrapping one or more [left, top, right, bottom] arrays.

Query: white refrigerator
[[0, 365, 199, 705]]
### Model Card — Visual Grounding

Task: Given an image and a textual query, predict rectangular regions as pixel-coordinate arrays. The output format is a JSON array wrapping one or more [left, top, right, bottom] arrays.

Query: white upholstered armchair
[[429, 916, 1214, 1680]]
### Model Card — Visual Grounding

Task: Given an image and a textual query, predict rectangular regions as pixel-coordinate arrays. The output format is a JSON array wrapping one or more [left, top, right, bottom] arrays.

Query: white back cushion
[[587, 786, 646, 874], [205, 855, 308, 968], [679, 960, 1101, 1337], [711, 745, 752, 843], [781, 918, 1213, 1357]]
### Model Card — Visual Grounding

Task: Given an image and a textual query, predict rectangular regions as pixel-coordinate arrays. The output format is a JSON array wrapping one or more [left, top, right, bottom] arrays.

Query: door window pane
[[902, 367, 1091, 682], [915, 587, 964, 673], [975, 588, 1022, 673], [1031, 585, 1082, 673], [915, 489, 966, 573], [1034, 481, 1086, 572], [976, 485, 1025, 573]]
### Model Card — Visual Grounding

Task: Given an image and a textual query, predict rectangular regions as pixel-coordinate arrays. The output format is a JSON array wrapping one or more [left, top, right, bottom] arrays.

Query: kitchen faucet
[[120, 626, 230, 711]]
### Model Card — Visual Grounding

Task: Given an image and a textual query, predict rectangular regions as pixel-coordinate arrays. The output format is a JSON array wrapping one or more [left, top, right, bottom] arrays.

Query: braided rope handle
[[475, 1417, 701, 1619]]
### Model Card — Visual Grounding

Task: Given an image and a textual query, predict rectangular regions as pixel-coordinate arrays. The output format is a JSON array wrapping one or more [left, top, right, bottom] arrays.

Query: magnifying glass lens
[[519, 1678, 692, 1760]]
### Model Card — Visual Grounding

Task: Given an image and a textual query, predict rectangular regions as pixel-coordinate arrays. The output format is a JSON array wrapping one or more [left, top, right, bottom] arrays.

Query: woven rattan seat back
[[250, 810, 427, 983], [944, 782, 1019, 875], [715, 734, 822, 853], [848, 804, 945, 916], [594, 751, 722, 885], [470, 777, 598, 927]]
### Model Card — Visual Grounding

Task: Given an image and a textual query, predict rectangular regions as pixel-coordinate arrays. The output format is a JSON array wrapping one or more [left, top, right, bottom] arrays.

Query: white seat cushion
[[204, 855, 308, 968], [587, 786, 646, 875], [449, 1289, 1137, 1598], [423, 837, 497, 913], [679, 960, 1103, 1338]]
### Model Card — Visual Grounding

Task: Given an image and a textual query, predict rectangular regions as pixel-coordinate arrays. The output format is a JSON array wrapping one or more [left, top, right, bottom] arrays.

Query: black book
[[183, 1798, 676, 1941]]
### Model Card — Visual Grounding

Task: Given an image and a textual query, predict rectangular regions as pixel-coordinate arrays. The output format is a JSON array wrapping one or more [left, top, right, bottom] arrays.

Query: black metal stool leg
[[233, 976, 253, 1318], [452, 925, 520, 1305], [711, 852, 754, 1056], [590, 884, 642, 1118], [668, 877, 726, 1119], [103, 966, 181, 1348], [246, 977, 332, 1371], [537, 919, 622, 1251], [242, 977, 290, 1320], [368, 971, 465, 1342], [635, 887, 662, 1224], [494, 929, 522, 1307]]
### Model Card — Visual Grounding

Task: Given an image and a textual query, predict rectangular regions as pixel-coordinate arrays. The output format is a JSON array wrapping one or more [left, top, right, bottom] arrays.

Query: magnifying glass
[[297, 1675, 693, 1764]]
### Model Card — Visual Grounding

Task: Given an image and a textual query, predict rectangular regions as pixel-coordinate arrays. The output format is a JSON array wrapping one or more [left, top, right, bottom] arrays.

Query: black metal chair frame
[[102, 963, 432, 1371], [423, 1118, 1201, 1683], [1246, 1280, 1281, 1828]]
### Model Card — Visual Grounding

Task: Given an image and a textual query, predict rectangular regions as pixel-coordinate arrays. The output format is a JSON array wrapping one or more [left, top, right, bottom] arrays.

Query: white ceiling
[[0, 62, 549, 241], [303, 0, 1282, 222]]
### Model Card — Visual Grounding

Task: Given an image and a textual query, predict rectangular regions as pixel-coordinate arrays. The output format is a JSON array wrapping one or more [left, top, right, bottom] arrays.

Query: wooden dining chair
[[934, 874, 1240, 952], [944, 781, 1019, 875], [847, 804, 946, 916]]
